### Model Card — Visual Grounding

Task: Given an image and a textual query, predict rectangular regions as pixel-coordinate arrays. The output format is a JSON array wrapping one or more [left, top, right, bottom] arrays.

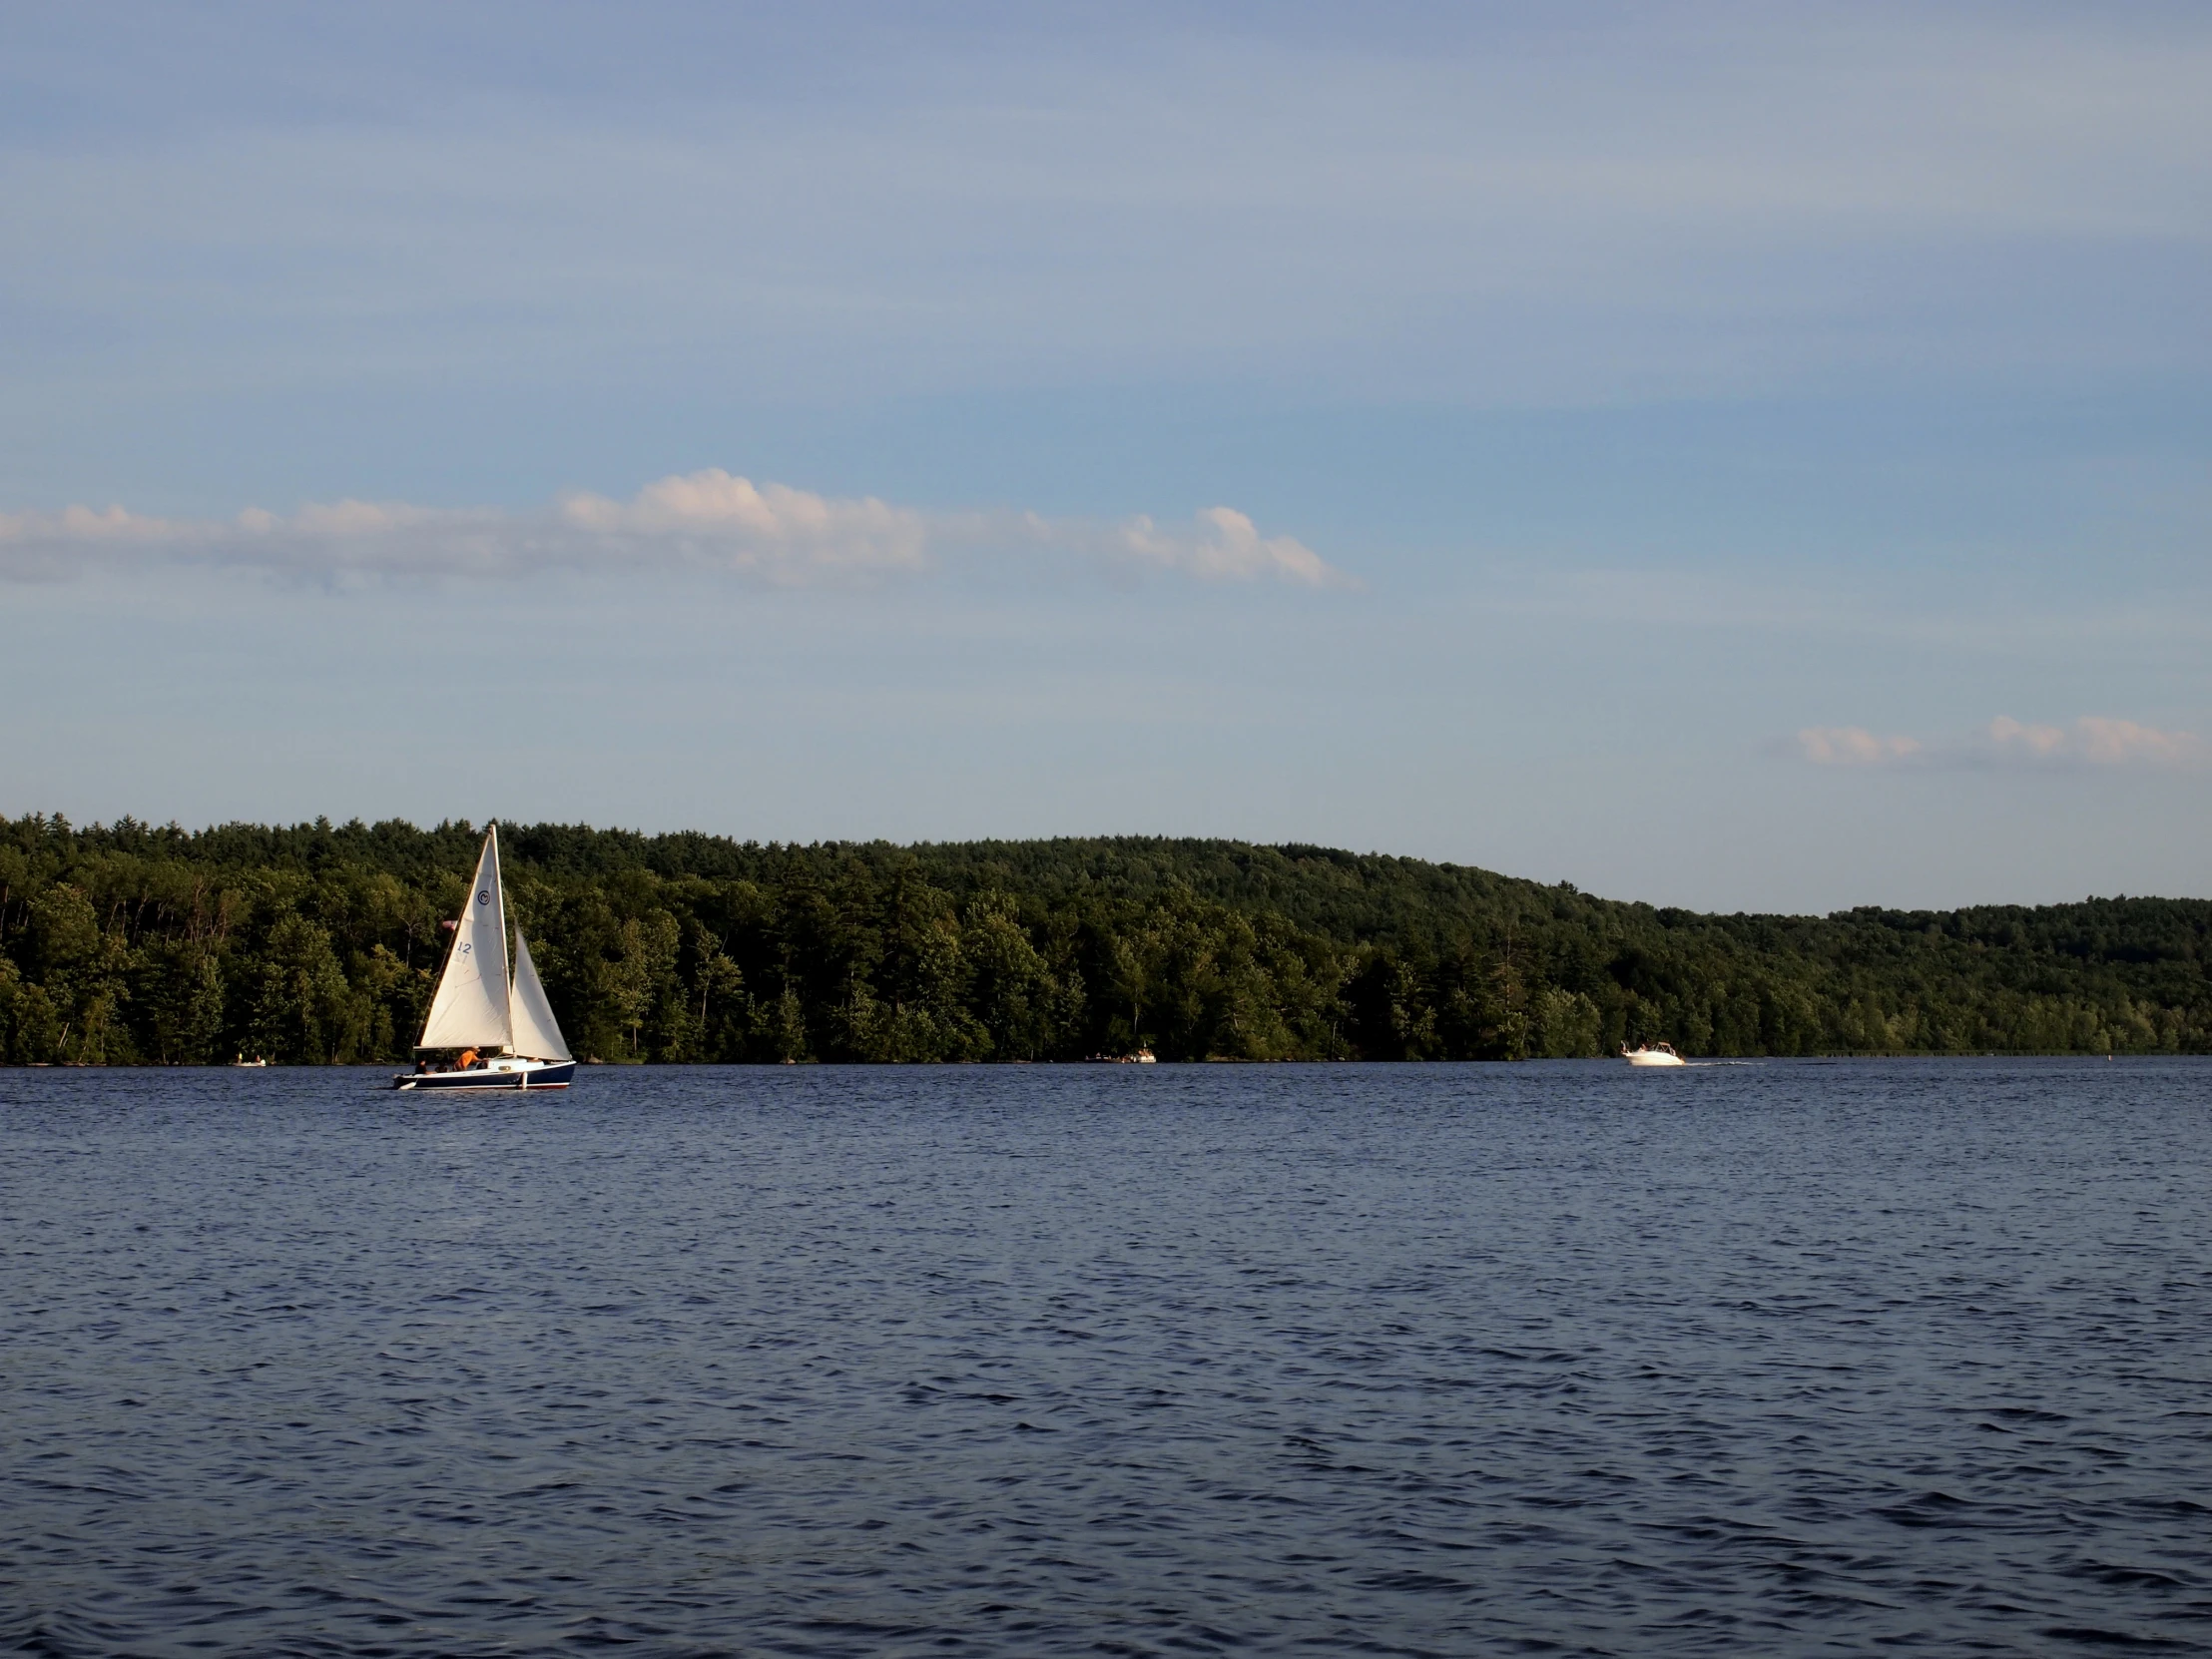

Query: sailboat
[[391, 825, 578, 1091]]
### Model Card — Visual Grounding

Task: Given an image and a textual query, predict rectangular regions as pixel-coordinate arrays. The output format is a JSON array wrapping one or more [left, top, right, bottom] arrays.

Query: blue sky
[[3, 1, 2208, 910]]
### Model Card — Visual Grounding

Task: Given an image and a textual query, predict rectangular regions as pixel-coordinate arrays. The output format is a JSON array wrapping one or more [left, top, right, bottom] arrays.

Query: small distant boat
[[1622, 1042, 1686, 1068], [393, 825, 576, 1091], [1086, 1048, 1158, 1064], [232, 1054, 269, 1068]]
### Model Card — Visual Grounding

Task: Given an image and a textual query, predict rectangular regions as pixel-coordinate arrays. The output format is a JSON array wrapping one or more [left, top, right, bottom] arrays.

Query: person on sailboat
[[457, 1047, 479, 1071]]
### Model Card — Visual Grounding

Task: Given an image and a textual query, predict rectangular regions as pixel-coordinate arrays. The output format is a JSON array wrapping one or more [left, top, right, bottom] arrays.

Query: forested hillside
[[1, 814, 2207, 1064]]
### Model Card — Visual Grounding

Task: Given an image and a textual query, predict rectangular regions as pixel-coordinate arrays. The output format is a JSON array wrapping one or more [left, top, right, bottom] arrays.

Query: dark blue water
[[4, 1060, 2209, 1657]]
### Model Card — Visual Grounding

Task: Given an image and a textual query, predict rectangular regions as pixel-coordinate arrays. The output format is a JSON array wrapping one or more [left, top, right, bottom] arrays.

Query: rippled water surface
[[5, 1060, 2210, 1656]]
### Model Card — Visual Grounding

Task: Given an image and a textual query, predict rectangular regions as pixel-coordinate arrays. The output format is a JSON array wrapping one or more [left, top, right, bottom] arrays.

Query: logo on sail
[[477, 889, 491, 905]]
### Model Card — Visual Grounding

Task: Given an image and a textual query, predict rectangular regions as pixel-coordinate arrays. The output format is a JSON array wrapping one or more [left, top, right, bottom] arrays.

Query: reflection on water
[[4, 1059, 2209, 1655]]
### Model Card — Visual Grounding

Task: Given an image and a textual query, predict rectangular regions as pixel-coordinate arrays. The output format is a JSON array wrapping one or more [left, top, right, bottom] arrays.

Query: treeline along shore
[[2, 814, 2208, 1064]]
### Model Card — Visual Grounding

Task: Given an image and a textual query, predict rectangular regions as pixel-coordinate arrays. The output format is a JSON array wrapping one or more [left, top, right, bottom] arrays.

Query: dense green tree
[[139, 939, 226, 1064], [0, 813, 2207, 1064], [249, 913, 359, 1064]]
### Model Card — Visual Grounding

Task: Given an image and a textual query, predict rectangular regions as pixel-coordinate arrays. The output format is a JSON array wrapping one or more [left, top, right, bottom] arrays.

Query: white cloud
[[2045, 716, 2207, 769], [558, 471, 928, 577], [1795, 727, 1924, 766], [1794, 716, 2207, 771], [0, 471, 1350, 590], [1115, 506, 1350, 588]]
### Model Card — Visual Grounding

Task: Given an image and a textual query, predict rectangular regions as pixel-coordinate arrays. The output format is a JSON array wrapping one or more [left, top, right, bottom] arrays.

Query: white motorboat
[[1622, 1042, 1686, 1068], [393, 825, 577, 1091]]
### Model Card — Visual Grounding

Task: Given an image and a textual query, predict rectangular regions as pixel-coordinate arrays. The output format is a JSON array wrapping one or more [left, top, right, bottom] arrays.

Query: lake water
[[3, 1059, 2208, 1656]]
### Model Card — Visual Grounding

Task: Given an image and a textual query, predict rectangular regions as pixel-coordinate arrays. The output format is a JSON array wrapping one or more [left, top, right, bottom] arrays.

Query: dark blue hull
[[392, 1060, 577, 1091]]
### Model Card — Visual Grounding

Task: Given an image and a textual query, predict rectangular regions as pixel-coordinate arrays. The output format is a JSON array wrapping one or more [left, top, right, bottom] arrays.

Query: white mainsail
[[508, 927, 572, 1062], [417, 826, 513, 1051]]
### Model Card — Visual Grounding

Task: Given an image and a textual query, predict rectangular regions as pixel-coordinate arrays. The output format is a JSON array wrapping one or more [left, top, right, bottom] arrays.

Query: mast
[[492, 823, 511, 1050]]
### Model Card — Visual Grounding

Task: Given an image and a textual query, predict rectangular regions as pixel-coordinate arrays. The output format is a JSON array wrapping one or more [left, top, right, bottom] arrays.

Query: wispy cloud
[[1792, 716, 2208, 771], [1795, 726, 1925, 766], [557, 473, 930, 579], [1116, 506, 1343, 586], [0, 470, 1352, 590]]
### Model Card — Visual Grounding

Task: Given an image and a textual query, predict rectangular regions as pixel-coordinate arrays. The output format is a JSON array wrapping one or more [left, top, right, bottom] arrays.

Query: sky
[[3, 0, 2208, 912]]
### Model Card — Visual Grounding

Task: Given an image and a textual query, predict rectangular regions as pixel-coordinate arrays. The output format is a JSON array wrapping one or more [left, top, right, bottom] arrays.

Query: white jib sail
[[508, 927, 572, 1062], [416, 826, 514, 1051]]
